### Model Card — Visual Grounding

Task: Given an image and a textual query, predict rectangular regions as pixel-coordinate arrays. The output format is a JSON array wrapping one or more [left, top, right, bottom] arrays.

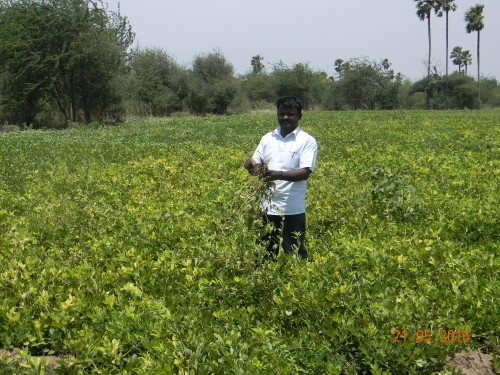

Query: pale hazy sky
[[105, 0, 499, 81]]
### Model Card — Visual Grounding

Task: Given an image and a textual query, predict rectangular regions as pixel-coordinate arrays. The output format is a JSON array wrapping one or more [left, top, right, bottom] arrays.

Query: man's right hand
[[244, 158, 260, 175]]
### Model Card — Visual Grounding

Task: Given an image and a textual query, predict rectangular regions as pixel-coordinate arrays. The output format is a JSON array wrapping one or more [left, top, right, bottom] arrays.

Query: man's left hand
[[263, 169, 284, 182], [264, 168, 312, 182]]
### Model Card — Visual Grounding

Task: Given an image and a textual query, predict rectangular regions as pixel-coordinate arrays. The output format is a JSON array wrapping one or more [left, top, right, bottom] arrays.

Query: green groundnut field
[[0, 110, 499, 374]]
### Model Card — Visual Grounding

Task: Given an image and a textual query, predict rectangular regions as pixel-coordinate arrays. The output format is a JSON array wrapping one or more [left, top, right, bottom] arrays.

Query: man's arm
[[263, 167, 312, 182]]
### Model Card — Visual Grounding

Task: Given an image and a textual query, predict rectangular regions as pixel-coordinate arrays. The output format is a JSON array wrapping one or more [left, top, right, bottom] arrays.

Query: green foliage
[[241, 72, 277, 105], [411, 75, 443, 109], [0, 0, 50, 125], [450, 46, 472, 76], [465, 4, 484, 34], [129, 48, 188, 117], [434, 0, 457, 16], [411, 74, 499, 109], [0, 2, 499, 123], [209, 78, 239, 115], [0, 111, 498, 373], [271, 62, 328, 109], [333, 57, 403, 110], [251, 55, 265, 74], [226, 86, 252, 115], [366, 164, 419, 222], [187, 49, 238, 115], [478, 77, 499, 106], [465, 3, 485, 107], [192, 49, 234, 84], [0, 0, 134, 126]]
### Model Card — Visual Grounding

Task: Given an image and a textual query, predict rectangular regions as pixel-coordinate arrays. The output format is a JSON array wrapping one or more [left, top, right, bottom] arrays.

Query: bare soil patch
[[445, 351, 496, 375]]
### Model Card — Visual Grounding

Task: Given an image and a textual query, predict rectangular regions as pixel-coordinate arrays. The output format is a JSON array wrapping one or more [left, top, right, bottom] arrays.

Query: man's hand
[[262, 169, 281, 182], [244, 158, 260, 175]]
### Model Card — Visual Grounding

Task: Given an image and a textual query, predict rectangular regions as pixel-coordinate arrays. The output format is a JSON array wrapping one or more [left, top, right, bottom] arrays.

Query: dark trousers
[[261, 213, 307, 261]]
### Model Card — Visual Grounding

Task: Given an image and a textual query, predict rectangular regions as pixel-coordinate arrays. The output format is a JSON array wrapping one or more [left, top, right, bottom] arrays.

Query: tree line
[[0, 0, 498, 129], [414, 0, 486, 109]]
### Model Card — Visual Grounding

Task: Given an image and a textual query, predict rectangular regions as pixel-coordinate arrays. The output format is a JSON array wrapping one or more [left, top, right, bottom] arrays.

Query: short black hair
[[276, 96, 302, 116]]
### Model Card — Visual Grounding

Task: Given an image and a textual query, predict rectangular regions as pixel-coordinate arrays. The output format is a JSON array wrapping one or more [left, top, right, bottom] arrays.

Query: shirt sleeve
[[299, 136, 318, 171], [251, 136, 266, 164]]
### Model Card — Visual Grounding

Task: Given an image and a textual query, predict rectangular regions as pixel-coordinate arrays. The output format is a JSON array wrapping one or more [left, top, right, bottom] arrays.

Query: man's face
[[277, 104, 301, 136]]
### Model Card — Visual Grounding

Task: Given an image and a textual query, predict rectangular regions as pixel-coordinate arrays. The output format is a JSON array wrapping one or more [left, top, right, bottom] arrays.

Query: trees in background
[[0, 0, 134, 127], [415, 1, 436, 80], [250, 55, 265, 74], [451, 46, 472, 77], [188, 49, 239, 115], [241, 71, 277, 106], [462, 50, 472, 76], [0, 1, 497, 127], [414, 0, 437, 109], [242, 57, 408, 111], [465, 4, 485, 108], [271, 62, 330, 109], [410, 71, 498, 110], [412, 0, 491, 111], [129, 48, 188, 116], [434, 0, 457, 109], [334, 59, 349, 80], [329, 58, 403, 110], [0, 1, 46, 126]]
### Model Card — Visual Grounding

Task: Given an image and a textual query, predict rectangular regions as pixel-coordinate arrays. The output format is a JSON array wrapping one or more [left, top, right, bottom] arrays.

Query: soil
[[445, 351, 497, 375]]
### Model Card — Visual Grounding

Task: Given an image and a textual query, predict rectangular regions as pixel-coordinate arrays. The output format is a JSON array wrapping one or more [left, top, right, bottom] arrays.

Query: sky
[[104, 0, 499, 81]]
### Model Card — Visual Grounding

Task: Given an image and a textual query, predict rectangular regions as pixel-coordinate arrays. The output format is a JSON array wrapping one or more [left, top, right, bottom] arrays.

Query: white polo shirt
[[252, 127, 317, 215]]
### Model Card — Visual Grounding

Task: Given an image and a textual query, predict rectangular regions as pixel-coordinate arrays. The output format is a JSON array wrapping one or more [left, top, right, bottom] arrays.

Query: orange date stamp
[[393, 329, 471, 344]]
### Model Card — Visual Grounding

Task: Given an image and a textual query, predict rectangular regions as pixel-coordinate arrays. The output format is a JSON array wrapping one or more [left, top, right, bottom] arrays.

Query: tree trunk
[[70, 72, 77, 122], [445, 11, 449, 109], [477, 30, 481, 109], [426, 14, 432, 110], [427, 16, 432, 77]]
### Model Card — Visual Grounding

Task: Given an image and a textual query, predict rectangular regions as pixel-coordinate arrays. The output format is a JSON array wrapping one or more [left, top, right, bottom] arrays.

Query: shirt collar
[[273, 127, 301, 139]]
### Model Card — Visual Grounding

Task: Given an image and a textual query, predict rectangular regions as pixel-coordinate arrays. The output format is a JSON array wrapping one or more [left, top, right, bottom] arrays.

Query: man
[[244, 96, 318, 260]]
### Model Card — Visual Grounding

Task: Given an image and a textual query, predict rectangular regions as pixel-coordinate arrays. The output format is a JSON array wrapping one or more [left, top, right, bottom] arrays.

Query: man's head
[[276, 96, 302, 116], [276, 96, 302, 137]]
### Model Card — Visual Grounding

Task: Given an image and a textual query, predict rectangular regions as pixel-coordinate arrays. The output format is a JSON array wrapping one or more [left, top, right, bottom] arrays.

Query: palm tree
[[415, 0, 436, 109], [465, 4, 485, 108], [435, 0, 457, 109], [334, 58, 344, 80], [450, 46, 464, 74], [251, 55, 265, 74], [462, 50, 472, 77], [415, 0, 436, 78]]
